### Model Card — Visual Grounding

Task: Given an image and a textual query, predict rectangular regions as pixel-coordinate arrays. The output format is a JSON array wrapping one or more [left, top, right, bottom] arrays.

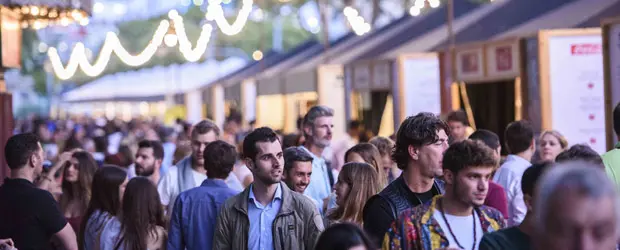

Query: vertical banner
[[546, 33, 606, 153], [398, 54, 441, 122], [317, 65, 346, 141], [242, 79, 257, 123], [211, 84, 225, 129]]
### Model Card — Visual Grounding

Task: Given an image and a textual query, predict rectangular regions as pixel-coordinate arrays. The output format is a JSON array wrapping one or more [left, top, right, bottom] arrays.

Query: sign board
[[397, 54, 441, 122], [0, 7, 21, 68], [486, 40, 520, 79], [372, 61, 391, 90], [352, 63, 371, 90], [455, 48, 485, 82], [542, 30, 607, 154]]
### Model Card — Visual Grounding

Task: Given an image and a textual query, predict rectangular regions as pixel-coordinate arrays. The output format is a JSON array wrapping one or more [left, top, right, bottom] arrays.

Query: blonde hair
[[539, 130, 568, 149], [328, 162, 382, 225], [345, 143, 387, 187]]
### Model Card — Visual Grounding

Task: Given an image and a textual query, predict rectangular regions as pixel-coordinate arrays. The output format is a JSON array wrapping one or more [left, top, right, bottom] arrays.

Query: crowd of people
[[0, 103, 619, 250]]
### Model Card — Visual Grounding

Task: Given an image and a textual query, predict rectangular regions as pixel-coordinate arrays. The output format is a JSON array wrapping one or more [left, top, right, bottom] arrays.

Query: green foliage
[[20, 29, 48, 95]]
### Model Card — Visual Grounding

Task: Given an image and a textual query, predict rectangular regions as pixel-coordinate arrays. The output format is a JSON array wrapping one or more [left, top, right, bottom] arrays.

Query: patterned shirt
[[383, 195, 507, 250]]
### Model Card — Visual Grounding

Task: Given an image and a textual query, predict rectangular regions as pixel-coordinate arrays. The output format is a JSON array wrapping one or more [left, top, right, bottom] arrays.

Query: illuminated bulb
[[80, 18, 90, 26], [252, 50, 263, 61], [414, 0, 425, 8], [429, 0, 440, 8], [38, 43, 48, 53], [40, 7, 48, 16], [21, 6, 29, 14], [206, 0, 253, 35], [21, 21, 28, 28], [60, 17, 69, 26], [93, 2, 104, 13], [164, 34, 178, 47], [409, 6, 421, 16], [32, 21, 42, 30], [168, 9, 179, 19], [49, 10, 58, 18], [307, 17, 319, 28], [31, 6, 39, 15]]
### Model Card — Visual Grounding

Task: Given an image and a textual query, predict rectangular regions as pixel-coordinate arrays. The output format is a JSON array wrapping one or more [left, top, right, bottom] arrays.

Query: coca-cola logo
[[571, 43, 601, 55]]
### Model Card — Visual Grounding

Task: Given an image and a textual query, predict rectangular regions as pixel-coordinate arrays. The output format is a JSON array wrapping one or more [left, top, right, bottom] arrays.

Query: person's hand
[[0, 238, 16, 250], [58, 151, 73, 163]]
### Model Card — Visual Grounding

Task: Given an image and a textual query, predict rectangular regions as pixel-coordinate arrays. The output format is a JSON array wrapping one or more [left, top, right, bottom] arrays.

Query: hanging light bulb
[[164, 34, 178, 47]]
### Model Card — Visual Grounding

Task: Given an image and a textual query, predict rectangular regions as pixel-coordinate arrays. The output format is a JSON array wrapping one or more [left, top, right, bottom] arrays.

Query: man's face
[[191, 131, 218, 166], [33, 143, 45, 176], [413, 129, 449, 177], [537, 191, 618, 250], [247, 140, 284, 185], [135, 147, 160, 177], [305, 116, 333, 148], [448, 121, 466, 142], [446, 166, 494, 207], [284, 161, 312, 193]]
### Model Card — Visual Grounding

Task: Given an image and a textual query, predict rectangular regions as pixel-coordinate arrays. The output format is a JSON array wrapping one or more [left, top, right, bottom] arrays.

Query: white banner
[[401, 56, 441, 117], [548, 35, 606, 153]]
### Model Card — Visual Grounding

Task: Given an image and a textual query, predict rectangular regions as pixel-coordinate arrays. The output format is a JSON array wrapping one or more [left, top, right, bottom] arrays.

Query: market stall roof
[[432, 0, 578, 50], [62, 57, 246, 103], [493, 0, 620, 39], [355, 0, 503, 60]]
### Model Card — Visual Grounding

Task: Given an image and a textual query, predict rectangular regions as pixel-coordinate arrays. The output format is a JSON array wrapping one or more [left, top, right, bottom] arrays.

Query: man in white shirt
[[157, 120, 244, 213], [493, 120, 536, 226]]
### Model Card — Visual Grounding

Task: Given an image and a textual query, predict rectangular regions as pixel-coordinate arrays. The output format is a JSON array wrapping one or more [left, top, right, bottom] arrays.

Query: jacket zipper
[[273, 211, 294, 250]]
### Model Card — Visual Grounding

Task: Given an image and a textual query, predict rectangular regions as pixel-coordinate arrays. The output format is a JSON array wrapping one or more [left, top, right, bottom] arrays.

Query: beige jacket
[[213, 182, 324, 250]]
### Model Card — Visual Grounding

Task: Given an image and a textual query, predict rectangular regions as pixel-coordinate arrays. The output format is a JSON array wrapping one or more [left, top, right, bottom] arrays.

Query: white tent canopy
[[63, 57, 246, 102]]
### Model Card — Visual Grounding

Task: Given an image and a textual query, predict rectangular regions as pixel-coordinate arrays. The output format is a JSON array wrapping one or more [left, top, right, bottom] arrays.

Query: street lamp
[[0, 0, 92, 183]]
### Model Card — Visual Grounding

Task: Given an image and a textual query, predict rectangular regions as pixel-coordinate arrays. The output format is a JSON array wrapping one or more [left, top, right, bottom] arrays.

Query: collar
[[505, 154, 531, 165], [248, 183, 283, 203], [4, 178, 34, 187], [200, 178, 228, 188]]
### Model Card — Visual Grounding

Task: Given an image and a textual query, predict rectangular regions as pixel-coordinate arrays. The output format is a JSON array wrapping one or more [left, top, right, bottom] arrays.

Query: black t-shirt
[[479, 226, 531, 250], [362, 179, 436, 247], [0, 178, 68, 250]]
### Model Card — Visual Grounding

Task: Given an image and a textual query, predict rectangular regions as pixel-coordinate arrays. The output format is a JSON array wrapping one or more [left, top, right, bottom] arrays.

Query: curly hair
[[392, 113, 449, 170], [442, 139, 498, 174]]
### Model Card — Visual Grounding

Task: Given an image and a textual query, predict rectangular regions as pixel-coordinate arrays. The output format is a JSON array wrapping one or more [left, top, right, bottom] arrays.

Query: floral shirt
[[383, 195, 507, 250]]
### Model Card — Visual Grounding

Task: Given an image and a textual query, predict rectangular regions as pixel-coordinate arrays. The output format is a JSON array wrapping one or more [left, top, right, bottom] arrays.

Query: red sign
[[571, 43, 602, 55], [495, 46, 513, 71], [461, 52, 480, 73]]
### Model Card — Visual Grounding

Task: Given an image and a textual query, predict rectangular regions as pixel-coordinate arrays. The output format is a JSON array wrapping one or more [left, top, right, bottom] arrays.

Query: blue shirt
[[300, 146, 331, 212], [168, 179, 240, 250], [248, 183, 283, 250]]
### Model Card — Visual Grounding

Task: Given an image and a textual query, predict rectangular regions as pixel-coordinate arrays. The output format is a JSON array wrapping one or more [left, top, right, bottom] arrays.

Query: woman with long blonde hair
[[325, 162, 382, 227], [344, 143, 387, 187]]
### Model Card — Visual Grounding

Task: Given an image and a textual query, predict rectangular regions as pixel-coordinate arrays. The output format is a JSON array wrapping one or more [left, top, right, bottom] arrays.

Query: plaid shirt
[[383, 195, 507, 250]]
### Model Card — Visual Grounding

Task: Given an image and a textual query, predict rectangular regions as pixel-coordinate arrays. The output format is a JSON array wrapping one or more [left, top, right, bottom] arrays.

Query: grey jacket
[[213, 182, 324, 250]]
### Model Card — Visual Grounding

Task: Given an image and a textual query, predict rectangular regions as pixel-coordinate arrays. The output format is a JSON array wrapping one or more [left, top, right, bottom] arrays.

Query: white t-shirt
[[433, 210, 483, 250]]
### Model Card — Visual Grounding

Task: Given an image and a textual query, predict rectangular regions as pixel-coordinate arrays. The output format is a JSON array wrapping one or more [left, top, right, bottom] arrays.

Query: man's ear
[[408, 145, 419, 161], [443, 169, 455, 185], [523, 194, 534, 211], [303, 124, 313, 137], [245, 157, 254, 170], [156, 158, 163, 167]]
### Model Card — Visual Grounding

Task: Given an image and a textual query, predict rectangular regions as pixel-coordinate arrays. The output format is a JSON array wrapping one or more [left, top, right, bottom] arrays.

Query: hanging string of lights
[[409, 0, 441, 16], [47, 0, 251, 79], [343, 6, 371, 36]]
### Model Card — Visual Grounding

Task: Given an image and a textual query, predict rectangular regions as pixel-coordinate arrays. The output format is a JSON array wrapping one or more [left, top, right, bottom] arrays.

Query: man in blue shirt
[[168, 140, 240, 250]]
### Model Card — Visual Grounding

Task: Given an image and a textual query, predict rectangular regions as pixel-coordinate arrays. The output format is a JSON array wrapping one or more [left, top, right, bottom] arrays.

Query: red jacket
[[485, 181, 508, 219]]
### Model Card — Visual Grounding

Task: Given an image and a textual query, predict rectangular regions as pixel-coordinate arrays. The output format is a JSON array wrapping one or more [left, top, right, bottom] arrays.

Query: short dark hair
[[137, 140, 164, 160], [504, 120, 534, 154], [469, 129, 500, 150], [5, 133, 41, 170], [446, 110, 469, 125], [392, 112, 449, 170], [521, 161, 553, 196], [283, 147, 313, 172], [243, 127, 280, 160], [555, 144, 603, 167], [614, 102, 620, 136], [442, 139, 498, 174], [192, 120, 220, 137], [204, 140, 237, 179]]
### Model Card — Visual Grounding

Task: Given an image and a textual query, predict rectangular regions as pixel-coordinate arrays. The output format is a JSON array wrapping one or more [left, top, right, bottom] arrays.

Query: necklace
[[438, 199, 477, 250]]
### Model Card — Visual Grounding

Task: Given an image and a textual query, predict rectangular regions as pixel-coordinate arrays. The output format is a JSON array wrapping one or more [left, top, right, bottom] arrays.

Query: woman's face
[[539, 134, 564, 161], [349, 245, 367, 250], [64, 158, 80, 183], [334, 175, 351, 207], [118, 177, 129, 202]]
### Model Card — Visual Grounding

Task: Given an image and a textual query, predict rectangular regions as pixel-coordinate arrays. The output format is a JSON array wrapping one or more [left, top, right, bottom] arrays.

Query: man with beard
[[300, 105, 335, 213], [134, 140, 164, 185], [363, 112, 449, 246], [383, 140, 506, 250], [283, 147, 320, 210], [158, 120, 244, 214], [214, 127, 324, 250]]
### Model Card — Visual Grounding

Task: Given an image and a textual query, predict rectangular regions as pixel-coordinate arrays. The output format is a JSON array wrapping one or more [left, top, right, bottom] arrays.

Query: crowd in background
[[0, 103, 619, 250]]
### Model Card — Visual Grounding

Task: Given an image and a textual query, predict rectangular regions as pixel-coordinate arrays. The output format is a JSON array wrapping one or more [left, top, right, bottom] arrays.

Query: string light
[[343, 6, 370, 36], [206, 0, 253, 35], [409, 0, 441, 16]]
